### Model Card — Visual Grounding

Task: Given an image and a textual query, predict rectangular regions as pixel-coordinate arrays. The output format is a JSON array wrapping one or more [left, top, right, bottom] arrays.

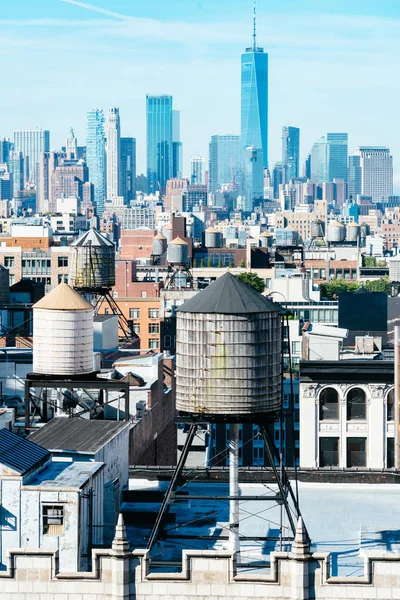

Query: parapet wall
[[2, 544, 400, 600]]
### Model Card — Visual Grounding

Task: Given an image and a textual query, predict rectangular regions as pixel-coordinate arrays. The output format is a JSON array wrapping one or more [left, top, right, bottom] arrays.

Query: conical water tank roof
[[177, 272, 278, 315], [70, 228, 114, 248], [33, 283, 93, 311], [154, 231, 167, 240], [169, 236, 188, 245]]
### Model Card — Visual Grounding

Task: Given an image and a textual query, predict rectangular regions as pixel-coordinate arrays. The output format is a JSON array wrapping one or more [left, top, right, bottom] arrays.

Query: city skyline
[[0, 1, 399, 190]]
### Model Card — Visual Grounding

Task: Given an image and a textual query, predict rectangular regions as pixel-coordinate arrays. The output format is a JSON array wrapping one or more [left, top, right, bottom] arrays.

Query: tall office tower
[[304, 154, 311, 179], [37, 151, 62, 213], [86, 108, 106, 215], [51, 161, 89, 205], [348, 155, 362, 201], [190, 156, 205, 184], [272, 162, 285, 199], [0, 138, 12, 165], [146, 95, 173, 195], [327, 133, 348, 181], [310, 136, 329, 183], [241, 2, 268, 168], [13, 129, 50, 185], [120, 137, 136, 205], [209, 135, 241, 193], [282, 126, 300, 182], [355, 146, 393, 202], [8, 151, 24, 194], [105, 107, 121, 199], [172, 110, 182, 179], [66, 128, 78, 160]]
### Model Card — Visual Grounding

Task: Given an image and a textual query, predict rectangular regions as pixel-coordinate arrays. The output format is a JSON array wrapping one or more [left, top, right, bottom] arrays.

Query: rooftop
[[177, 272, 279, 314], [29, 418, 129, 453], [71, 227, 114, 248], [26, 460, 104, 489], [0, 429, 50, 475]]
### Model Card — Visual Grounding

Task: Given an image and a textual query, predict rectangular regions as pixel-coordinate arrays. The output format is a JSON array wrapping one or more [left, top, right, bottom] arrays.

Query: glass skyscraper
[[310, 136, 329, 183], [120, 137, 136, 204], [146, 95, 173, 195], [327, 132, 348, 181], [348, 155, 362, 201], [240, 9, 268, 169], [172, 110, 182, 179], [86, 108, 106, 215], [13, 129, 50, 185], [209, 135, 241, 193], [282, 126, 300, 182]]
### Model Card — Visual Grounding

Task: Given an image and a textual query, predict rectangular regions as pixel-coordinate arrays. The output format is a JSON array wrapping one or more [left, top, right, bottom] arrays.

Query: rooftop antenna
[[253, 0, 257, 50]]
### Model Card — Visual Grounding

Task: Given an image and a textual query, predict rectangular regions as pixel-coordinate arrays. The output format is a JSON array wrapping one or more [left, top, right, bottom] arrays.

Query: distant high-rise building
[[348, 155, 362, 201], [304, 154, 311, 180], [146, 95, 173, 194], [190, 156, 205, 185], [37, 151, 62, 213], [272, 162, 285, 199], [172, 110, 182, 179], [241, 3, 268, 168], [355, 146, 393, 202], [327, 133, 348, 182], [282, 126, 300, 182], [66, 128, 78, 160], [51, 161, 89, 207], [209, 135, 241, 193], [86, 108, 106, 215], [105, 107, 121, 199], [8, 151, 24, 194], [310, 136, 329, 183], [13, 129, 50, 185], [120, 137, 136, 204], [0, 138, 12, 165]]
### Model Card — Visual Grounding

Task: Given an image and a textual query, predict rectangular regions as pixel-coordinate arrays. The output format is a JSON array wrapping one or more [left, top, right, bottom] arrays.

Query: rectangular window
[[58, 256, 68, 268], [253, 446, 264, 462], [148, 323, 159, 334], [149, 338, 159, 349], [133, 323, 140, 334], [141, 291, 147, 298], [148, 308, 159, 319], [320, 268, 326, 279], [292, 341, 301, 355], [319, 437, 339, 467], [164, 335, 171, 348], [346, 437, 366, 468], [43, 505, 64, 535], [129, 308, 140, 319], [265, 278, 271, 289], [387, 438, 395, 469], [4, 257, 14, 267], [9, 274, 14, 285]]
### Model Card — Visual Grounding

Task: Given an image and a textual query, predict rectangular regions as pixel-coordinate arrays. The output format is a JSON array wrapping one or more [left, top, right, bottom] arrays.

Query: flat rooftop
[[26, 460, 103, 489], [123, 480, 400, 577], [29, 418, 129, 453]]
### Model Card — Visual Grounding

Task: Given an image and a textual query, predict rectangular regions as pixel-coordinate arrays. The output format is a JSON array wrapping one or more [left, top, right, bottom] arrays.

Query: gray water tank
[[311, 219, 325, 239], [327, 220, 345, 243], [204, 227, 222, 248], [69, 228, 115, 289], [346, 222, 360, 243], [162, 224, 173, 243], [175, 273, 282, 420], [167, 236, 189, 266], [0, 264, 10, 304], [153, 232, 167, 256], [360, 223, 369, 240]]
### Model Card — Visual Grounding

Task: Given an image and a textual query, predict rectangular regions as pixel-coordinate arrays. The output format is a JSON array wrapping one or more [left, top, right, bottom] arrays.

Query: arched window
[[319, 388, 339, 420], [387, 389, 394, 422], [346, 388, 366, 421]]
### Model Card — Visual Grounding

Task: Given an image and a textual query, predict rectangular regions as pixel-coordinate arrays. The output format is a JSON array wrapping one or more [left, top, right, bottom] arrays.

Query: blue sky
[[1, 0, 399, 188]]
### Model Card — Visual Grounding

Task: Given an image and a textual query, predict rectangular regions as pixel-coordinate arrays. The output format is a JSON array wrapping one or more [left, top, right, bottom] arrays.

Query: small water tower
[[33, 282, 94, 376], [147, 273, 300, 556]]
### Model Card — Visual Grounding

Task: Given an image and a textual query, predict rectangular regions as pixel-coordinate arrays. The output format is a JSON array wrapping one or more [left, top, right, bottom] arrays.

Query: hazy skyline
[[1, 0, 399, 189]]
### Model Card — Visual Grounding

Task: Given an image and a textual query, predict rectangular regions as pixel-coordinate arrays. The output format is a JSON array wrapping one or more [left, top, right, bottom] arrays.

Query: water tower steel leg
[[147, 423, 197, 551], [229, 423, 240, 555]]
